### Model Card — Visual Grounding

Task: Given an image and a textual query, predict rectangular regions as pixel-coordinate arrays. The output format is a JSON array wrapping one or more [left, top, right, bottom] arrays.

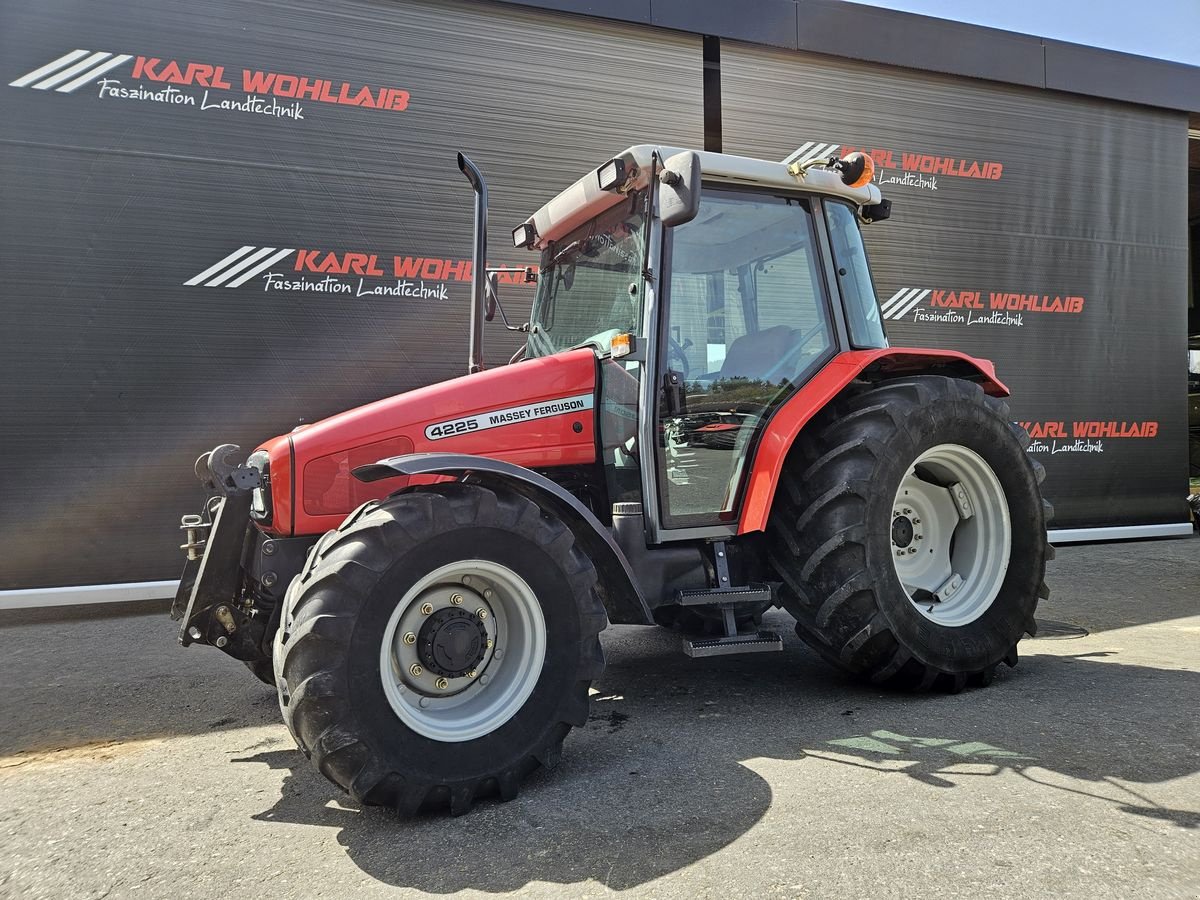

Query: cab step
[[683, 631, 783, 658], [675, 585, 773, 607], [674, 542, 781, 657]]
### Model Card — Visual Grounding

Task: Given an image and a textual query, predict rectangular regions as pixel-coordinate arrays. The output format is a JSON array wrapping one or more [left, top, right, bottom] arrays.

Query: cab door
[[651, 187, 838, 535]]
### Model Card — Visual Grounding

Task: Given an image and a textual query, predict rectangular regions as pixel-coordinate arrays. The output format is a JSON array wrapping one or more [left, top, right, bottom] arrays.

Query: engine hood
[[264, 349, 598, 535]]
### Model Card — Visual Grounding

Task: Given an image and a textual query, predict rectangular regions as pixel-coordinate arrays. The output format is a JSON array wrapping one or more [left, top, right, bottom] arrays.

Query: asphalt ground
[[1, 536, 1197, 899]]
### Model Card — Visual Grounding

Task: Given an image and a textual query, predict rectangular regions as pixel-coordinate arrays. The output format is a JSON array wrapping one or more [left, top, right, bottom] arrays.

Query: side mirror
[[659, 151, 701, 227]]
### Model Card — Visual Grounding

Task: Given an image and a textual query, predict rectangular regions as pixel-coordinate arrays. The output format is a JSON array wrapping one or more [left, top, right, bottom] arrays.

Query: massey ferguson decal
[[1020, 420, 1159, 455], [10, 49, 410, 123], [185, 245, 535, 299], [787, 139, 1003, 191], [424, 394, 595, 441], [881, 286, 1086, 327]]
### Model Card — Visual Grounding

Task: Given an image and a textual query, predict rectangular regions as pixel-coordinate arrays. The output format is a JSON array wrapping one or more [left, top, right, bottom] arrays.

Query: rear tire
[[273, 482, 607, 816], [766, 376, 1052, 690]]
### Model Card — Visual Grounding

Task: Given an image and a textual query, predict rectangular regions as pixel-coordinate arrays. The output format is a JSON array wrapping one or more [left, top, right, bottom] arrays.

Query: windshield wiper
[[544, 238, 585, 270]]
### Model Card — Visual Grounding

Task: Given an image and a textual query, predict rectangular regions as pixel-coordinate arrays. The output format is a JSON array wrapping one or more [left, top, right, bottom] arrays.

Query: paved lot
[[1, 537, 1197, 899]]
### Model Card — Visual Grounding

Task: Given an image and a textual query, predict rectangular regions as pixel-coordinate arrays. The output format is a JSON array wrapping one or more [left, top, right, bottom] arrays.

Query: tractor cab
[[507, 146, 891, 543]]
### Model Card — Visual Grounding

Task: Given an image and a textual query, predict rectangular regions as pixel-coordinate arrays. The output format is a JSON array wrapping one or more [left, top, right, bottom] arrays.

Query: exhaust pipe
[[457, 152, 487, 374]]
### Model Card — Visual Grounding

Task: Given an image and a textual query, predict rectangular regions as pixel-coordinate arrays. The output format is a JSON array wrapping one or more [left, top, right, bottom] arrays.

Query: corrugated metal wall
[[720, 41, 1190, 530], [0, 0, 703, 589], [1, 1, 1191, 592]]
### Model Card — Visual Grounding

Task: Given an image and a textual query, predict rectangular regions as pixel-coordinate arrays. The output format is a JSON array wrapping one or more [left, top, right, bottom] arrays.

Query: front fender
[[739, 348, 1008, 535], [354, 453, 653, 625]]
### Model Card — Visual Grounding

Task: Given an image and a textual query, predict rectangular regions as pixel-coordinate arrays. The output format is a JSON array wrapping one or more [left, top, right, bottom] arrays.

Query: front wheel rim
[[379, 560, 546, 742], [890, 443, 1012, 627]]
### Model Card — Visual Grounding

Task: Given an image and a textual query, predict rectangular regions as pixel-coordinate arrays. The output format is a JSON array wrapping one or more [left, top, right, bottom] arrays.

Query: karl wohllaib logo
[[880, 286, 1086, 328], [786, 138, 1004, 191], [185, 245, 535, 299], [9, 48, 410, 122], [9, 49, 134, 93], [1020, 418, 1159, 456]]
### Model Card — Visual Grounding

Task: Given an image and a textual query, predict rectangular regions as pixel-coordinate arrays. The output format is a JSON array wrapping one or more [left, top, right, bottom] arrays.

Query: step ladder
[[676, 541, 783, 658]]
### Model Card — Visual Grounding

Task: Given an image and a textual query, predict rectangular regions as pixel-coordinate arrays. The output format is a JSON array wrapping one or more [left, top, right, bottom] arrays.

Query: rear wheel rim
[[890, 443, 1011, 627], [379, 560, 546, 742]]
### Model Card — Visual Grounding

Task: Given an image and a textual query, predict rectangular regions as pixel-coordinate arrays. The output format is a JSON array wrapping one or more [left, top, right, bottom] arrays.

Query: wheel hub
[[890, 444, 1012, 627], [418, 608, 488, 677], [379, 561, 547, 743], [891, 514, 915, 549]]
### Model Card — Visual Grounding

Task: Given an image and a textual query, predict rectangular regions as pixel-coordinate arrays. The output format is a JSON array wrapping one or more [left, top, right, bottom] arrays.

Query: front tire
[[766, 376, 1052, 690], [273, 482, 606, 816]]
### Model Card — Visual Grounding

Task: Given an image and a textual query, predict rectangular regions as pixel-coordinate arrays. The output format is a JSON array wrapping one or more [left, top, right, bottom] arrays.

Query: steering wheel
[[667, 336, 691, 378]]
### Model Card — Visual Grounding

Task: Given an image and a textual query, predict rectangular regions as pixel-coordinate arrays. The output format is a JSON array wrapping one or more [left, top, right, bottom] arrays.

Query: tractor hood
[[261, 349, 598, 535]]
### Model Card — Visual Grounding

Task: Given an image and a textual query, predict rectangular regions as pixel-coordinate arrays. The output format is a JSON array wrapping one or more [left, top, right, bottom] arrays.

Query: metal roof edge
[[486, 0, 1200, 113]]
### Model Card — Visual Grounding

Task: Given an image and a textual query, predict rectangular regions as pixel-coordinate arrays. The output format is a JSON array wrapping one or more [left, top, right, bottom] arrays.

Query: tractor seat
[[718, 325, 802, 383]]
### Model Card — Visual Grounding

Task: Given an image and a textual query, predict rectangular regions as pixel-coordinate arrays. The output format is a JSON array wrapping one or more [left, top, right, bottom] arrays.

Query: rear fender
[[739, 348, 1008, 534], [354, 453, 653, 625]]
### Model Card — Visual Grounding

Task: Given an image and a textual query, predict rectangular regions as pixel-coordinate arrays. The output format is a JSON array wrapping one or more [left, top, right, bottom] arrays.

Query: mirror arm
[[640, 152, 660, 283], [483, 270, 529, 332]]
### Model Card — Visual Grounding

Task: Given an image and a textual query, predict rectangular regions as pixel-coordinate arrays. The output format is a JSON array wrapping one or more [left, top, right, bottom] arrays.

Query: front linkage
[[173, 444, 314, 681]]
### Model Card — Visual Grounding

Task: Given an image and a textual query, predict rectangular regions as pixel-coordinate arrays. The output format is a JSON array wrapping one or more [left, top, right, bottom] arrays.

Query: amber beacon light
[[837, 151, 875, 188]]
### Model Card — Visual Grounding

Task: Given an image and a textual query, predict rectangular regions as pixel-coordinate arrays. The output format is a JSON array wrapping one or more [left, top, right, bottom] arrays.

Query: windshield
[[526, 197, 646, 359]]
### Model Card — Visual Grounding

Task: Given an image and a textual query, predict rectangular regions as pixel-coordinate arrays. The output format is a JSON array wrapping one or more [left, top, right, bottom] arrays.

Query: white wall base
[[0, 580, 178, 610], [0, 520, 1193, 609], [1047, 522, 1193, 543]]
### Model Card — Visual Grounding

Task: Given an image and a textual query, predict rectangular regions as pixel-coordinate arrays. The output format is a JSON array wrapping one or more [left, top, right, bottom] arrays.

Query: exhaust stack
[[457, 152, 488, 374]]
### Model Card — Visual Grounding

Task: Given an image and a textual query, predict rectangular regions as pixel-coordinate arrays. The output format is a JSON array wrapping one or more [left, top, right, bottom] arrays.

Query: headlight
[[247, 450, 272, 525]]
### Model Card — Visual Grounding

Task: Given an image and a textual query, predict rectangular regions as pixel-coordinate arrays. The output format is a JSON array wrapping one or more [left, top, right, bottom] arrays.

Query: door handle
[[662, 370, 686, 416]]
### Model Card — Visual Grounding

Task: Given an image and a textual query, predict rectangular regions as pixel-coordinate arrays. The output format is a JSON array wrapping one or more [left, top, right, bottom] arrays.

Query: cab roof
[[523, 144, 884, 250]]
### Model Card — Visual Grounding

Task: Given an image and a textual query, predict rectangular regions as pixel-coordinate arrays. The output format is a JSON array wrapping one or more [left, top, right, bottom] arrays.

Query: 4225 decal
[[424, 393, 594, 441]]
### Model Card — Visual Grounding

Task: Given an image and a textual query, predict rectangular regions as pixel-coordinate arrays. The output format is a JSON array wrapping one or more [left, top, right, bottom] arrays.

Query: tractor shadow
[[235, 619, 1200, 893]]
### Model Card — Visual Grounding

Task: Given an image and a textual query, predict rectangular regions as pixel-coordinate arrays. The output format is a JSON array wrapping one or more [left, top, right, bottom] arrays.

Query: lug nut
[[462, 576, 472, 585], [480, 674, 491, 686], [486, 639, 494, 649], [450, 593, 463, 605], [468, 670, 477, 678], [903, 507, 912, 515], [420, 602, 434, 615], [913, 517, 921, 525], [476, 608, 488, 620], [435, 677, 448, 690], [483, 589, 493, 599], [409, 663, 423, 677], [403, 632, 416, 645], [908, 547, 917, 554], [494, 649, 504, 660]]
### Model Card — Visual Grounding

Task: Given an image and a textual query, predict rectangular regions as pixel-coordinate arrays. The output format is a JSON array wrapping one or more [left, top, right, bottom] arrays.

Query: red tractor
[[174, 146, 1051, 816]]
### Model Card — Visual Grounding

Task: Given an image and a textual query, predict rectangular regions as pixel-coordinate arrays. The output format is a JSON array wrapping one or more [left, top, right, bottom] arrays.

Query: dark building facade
[[2, 0, 1197, 601]]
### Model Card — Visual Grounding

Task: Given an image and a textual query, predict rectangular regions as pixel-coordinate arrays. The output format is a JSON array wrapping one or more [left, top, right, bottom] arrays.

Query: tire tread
[[766, 375, 1052, 690], [275, 482, 606, 817]]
